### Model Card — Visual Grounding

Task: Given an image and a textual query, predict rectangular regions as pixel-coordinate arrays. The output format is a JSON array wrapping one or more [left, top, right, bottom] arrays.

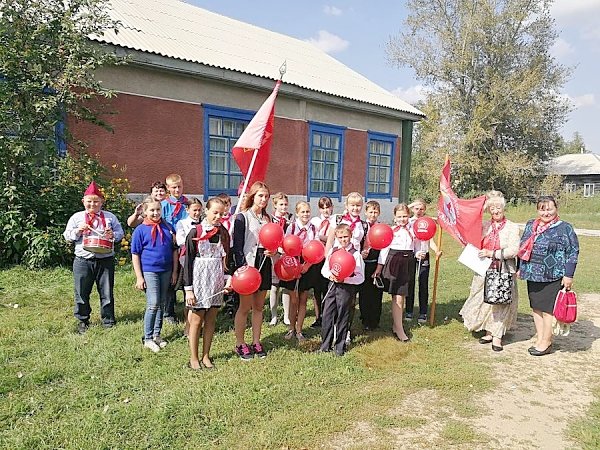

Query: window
[[366, 132, 396, 197], [583, 183, 595, 197], [203, 105, 252, 195], [564, 183, 576, 194], [308, 123, 345, 198]]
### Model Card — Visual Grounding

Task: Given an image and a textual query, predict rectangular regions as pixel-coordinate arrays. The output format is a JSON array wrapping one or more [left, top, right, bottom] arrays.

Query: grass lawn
[[1, 233, 598, 449]]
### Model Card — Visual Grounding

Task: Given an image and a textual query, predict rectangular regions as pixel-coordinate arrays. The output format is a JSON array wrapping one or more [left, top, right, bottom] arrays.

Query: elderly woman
[[518, 195, 579, 356], [460, 190, 520, 352]]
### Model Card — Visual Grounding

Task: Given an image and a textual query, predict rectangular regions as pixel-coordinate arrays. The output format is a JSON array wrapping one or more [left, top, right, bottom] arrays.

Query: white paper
[[458, 244, 492, 277]]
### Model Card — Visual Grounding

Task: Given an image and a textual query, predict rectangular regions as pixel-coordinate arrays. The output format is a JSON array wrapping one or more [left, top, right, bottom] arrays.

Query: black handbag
[[483, 249, 513, 305]]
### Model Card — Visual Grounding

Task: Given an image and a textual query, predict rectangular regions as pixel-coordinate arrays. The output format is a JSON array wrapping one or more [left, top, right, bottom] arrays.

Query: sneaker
[[345, 330, 351, 345], [269, 317, 278, 326], [77, 321, 89, 334], [164, 316, 177, 325], [153, 336, 168, 348], [404, 313, 413, 322], [235, 343, 254, 361], [296, 332, 306, 342], [284, 329, 295, 340], [310, 318, 322, 328], [143, 339, 161, 353], [252, 342, 267, 358], [418, 314, 427, 324]]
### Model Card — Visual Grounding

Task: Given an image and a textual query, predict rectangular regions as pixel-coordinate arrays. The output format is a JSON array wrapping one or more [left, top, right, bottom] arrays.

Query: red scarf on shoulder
[[518, 216, 560, 261], [142, 218, 165, 245], [166, 195, 188, 219]]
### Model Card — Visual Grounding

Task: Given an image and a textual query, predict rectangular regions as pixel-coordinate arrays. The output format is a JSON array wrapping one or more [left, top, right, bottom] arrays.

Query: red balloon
[[282, 234, 303, 257], [329, 249, 356, 280], [413, 217, 437, 241], [274, 255, 302, 281], [367, 223, 394, 250], [302, 240, 325, 264], [231, 266, 262, 295], [259, 223, 284, 252]]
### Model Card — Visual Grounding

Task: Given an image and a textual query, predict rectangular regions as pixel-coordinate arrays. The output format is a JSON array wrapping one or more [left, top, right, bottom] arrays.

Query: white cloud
[[551, 0, 600, 20], [391, 85, 429, 105], [305, 30, 349, 54], [550, 37, 575, 59], [561, 93, 596, 109], [323, 5, 342, 16]]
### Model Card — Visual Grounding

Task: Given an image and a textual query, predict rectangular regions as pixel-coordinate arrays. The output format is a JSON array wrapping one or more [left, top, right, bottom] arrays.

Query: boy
[[358, 200, 384, 330], [162, 173, 189, 323], [406, 199, 441, 324], [63, 181, 124, 334], [320, 224, 365, 356]]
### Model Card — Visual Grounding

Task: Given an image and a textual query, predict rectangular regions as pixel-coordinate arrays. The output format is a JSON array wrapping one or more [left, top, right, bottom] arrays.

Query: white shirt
[[331, 213, 366, 251], [285, 219, 317, 244], [378, 225, 415, 265], [63, 210, 124, 259], [321, 245, 365, 285], [176, 217, 199, 247]]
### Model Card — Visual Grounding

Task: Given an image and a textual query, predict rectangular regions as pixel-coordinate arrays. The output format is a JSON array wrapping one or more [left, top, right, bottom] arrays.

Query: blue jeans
[[73, 256, 115, 325], [143, 271, 171, 340]]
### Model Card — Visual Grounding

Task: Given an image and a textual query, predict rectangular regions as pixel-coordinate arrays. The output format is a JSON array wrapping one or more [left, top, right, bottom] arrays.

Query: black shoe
[[310, 318, 322, 328], [529, 345, 552, 356], [77, 321, 89, 334], [102, 322, 115, 329], [479, 337, 493, 344], [492, 345, 503, 352]]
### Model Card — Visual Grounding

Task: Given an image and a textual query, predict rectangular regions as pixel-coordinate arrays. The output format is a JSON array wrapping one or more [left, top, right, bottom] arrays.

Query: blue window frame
[[366, 131, 396, 198], [203, 104, 253, 196], [308, 122, 345, 199]]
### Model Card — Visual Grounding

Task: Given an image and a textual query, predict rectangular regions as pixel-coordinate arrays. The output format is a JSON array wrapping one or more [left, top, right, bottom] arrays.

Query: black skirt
[[527, 279, 562, 314], [382, 249, 415, 296], [254, 248, 273, 292], [279, 259, 320, 292]]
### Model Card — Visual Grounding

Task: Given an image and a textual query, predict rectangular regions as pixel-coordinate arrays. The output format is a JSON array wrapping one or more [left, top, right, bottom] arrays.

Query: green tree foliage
[[388, 0, 572, 201], [557, 131, 588, 156], [0, 0, 130, 268]]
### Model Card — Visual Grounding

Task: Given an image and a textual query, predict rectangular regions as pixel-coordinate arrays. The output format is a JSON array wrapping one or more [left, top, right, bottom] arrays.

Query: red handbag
[[554, 289, 577, 324]]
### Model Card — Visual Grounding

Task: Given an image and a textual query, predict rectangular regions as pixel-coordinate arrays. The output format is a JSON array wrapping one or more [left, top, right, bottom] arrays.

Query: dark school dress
[[382, 249, 416, 296]]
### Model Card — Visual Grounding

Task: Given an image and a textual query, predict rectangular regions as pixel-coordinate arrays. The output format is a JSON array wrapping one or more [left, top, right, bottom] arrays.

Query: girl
[[232, 182, 274, 360], [268, 192, 292, 326], [309, 196, 333, 328], [281, 201, 318, 341], [175, 197, 204, 337], [131, 198, 178, 352], [374, 203, 422, 342], [182, 198, 231, 369]]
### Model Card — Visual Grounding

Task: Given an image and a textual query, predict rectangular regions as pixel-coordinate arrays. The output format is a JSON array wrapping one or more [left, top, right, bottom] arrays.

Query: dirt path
[[328, 294, 600, 449]]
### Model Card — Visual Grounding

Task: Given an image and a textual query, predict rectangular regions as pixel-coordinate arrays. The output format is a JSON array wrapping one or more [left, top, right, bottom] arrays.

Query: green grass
[[568, 385, 600, 449], [0, 232, 598, 449]]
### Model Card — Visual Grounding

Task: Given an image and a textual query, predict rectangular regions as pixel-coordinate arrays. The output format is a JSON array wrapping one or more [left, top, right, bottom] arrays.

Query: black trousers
[[406, 256, 430, 315], [358, 261, 383, 328], [320, 282, 357, 355]]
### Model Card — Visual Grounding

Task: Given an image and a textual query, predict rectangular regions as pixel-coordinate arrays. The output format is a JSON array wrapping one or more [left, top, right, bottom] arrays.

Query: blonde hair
[[165, 173, 182, 185], [365, 200, 380, 211], [345, 192, 363, 206], [408, 198, 427, 209], [295, 201, 311, 213], [485, 190, 505, 212], [271, 192, 288, 205], [142, 196, 161, 212], [335, 223, 351, 235], [393, 203, 410, 215]]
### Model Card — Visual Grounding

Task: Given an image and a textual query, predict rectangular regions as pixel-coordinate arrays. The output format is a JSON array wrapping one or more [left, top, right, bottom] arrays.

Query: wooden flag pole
[[429, 225, 443, 327], [233, 148, 259, 217]]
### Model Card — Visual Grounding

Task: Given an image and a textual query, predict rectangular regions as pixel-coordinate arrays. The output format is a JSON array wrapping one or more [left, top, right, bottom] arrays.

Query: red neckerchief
[[293, 221, 310, 241], [342, 214, 361, 231], [142, 218, 164, 245], [166, 195, 188, 219], [482, 219, 507, 251], [273, 214, 287, 229], [84, 211, 106, 235], [220, 214, 231, 231], [319, 217, 330, 234], [518, 216, 560, 261]]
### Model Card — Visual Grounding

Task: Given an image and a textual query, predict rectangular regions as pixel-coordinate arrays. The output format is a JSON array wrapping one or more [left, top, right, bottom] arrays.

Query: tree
[[387, 0, 571, 201], [556, 131, 587, 156], [0, 0, 126, 267]]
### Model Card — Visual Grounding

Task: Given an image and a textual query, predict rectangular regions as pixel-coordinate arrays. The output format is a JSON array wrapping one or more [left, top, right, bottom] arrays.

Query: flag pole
[[429, 153, 449, 327], [232, 61, 287, 217], [429, 226, 443, 327]]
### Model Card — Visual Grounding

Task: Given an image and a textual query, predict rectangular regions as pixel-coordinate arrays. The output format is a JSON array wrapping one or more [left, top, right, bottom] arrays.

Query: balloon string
[[257, 253, 269, 272]]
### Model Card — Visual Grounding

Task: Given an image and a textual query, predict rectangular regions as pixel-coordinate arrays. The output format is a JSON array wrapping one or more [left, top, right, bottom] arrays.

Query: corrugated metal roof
[[550, 153, 600, 176], [93, 0, 424, 118]]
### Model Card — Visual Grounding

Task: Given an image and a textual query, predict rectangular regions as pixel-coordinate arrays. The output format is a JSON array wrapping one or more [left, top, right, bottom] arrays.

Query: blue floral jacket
[[519, 220, 579, 282]]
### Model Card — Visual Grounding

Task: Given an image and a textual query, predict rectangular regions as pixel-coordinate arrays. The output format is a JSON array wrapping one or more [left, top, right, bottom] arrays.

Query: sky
[[191, 0, 600, 154]]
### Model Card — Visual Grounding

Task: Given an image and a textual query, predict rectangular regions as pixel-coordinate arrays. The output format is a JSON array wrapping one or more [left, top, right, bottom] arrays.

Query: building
[[72, 0, 424, 217], [550, 153, 600, 197]]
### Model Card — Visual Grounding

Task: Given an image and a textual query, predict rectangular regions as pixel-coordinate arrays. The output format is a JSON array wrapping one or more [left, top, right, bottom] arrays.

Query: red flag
[[232, 80, 281, 187], [437, 157, 486, 248]]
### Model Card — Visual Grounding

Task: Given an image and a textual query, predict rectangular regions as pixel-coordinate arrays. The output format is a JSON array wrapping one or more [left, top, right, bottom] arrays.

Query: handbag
[[554, 289, 577, 323], [483, 249, 513, 305]]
